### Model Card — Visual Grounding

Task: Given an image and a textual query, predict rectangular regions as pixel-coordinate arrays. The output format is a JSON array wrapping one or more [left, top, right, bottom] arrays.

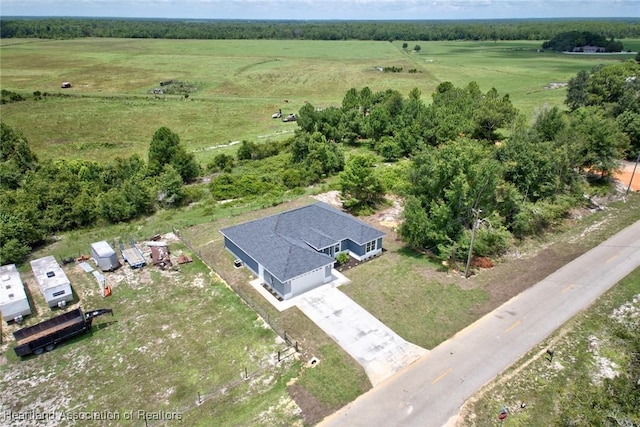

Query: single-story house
[[0, 264, 32, 323], [220, 202, 384, 300], [30, 256, 73, 308], [572, 45, 605, 53]]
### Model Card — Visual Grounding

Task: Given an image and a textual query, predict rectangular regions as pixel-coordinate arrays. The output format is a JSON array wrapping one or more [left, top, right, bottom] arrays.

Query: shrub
[[336, 252, 350, 265]]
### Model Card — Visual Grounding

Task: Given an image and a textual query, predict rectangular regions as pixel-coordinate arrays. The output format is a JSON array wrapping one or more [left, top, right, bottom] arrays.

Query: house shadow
[[335, 249, 386, 273]]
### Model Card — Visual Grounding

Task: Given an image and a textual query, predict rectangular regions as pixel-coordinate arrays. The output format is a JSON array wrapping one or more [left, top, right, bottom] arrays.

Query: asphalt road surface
[[320, 220, 640, 427]]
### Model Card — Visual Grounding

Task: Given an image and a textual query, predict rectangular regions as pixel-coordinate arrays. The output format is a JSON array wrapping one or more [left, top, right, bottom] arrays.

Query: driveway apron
[[296, 285, 427, 386]]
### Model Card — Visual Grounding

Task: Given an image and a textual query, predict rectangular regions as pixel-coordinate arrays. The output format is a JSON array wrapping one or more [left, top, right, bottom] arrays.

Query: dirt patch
[[613, 159, 640, 192], [353, 195, 604, 320], [287, 383, 332, 425], [311, 190, 342, 208], [470, 244, 587, 316]]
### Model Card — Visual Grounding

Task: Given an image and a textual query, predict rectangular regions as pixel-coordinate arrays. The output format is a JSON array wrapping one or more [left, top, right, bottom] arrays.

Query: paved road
[[297, 286, 427, 386], [320, 220, 640, 427]]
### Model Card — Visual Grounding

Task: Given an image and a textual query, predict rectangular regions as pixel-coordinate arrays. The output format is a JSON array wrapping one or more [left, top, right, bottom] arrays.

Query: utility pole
[[464, 209, 481, 279], [625, 152, 640, 199]]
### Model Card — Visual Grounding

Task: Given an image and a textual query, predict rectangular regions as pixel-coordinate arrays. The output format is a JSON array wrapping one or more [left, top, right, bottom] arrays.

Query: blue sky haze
[[1, 0, 638, 20]]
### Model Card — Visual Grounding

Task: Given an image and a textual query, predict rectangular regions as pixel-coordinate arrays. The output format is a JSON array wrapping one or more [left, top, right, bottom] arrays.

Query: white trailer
[[0, 264, 31, 323], [30, 256, 73, 308], [90, 241, 120, 272]]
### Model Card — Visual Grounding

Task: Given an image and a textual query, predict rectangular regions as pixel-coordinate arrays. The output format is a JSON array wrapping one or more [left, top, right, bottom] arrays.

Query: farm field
[[1, 38, 636, 163]]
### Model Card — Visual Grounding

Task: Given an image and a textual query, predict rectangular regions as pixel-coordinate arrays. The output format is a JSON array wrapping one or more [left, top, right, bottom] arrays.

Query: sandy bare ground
[[614, 159, 640, 192]]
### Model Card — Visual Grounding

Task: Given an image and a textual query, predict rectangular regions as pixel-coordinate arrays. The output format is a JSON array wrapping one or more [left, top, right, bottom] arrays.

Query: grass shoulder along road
[[460, 266, 640, 427]]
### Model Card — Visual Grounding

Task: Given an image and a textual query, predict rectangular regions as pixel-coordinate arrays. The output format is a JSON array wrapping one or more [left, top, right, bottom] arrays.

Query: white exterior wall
[[0, 264, 31, 322], [350, 247, 383, 262], [42, 284, 73, 308], [289, 265, 331, 298], [30, 256, 73, 308]]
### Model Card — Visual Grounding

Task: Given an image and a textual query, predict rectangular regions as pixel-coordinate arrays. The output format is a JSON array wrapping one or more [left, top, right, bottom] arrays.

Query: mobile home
[[30, 256, 73, 308], [0, 264, 31, 322]]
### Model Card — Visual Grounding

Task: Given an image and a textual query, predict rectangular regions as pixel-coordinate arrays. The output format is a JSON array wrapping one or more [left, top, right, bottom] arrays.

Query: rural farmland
[[1, 33, 640, 426], [1, 38, 635, 162]]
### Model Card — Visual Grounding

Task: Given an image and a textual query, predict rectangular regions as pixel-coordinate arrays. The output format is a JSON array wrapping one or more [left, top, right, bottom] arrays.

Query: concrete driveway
[[296, 285, 427, 386]]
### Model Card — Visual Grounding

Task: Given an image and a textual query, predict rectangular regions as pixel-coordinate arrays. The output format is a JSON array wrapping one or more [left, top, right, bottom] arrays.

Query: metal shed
[[0, 264, 31, 323], [90, 241, 120, 272], [30, 256, 73, 308]]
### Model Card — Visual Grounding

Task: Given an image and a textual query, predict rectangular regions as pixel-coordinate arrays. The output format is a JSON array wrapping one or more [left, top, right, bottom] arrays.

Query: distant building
[[573, 45, 605, 53], [0, 264, 31, 323], [30, 256, 73, 308]]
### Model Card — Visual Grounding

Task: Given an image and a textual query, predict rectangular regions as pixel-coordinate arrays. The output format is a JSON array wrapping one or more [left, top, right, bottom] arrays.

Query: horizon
[[1, 1, 638, 21]]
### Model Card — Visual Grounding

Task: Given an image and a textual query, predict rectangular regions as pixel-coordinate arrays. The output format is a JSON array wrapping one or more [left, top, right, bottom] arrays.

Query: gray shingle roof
[[220, 202, 385, 282]]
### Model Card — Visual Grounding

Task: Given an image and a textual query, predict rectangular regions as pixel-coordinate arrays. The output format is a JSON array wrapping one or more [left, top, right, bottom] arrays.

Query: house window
[[334, 244, 340, 255], [53, 290, 65, 297], [366, 240, 376, 252]]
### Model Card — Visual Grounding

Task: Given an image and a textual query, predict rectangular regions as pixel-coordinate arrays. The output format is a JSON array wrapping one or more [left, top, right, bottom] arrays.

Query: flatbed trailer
[[120, 241, 146, 269], [13, 307, 113, 357]]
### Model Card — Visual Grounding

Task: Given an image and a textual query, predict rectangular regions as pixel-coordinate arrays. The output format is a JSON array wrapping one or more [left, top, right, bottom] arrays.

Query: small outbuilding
[[30, 256, 73, 308], [61, 82, 72, 88], [0, 264, 31, 323], [90, 241, 120, 272]]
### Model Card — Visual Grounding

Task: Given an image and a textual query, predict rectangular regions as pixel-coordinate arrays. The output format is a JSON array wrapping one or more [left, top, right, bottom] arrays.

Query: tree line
[[2, 17, 640, 41], [282, 64, 635, 261], [542, 30, 625, 52], [206, 59, 637, 264], [0, 125, 199, 264], [2, 60, 638, 266]]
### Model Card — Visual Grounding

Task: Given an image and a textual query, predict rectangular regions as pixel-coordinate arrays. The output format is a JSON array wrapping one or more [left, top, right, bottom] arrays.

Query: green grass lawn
[[2, 38, 636, 163]]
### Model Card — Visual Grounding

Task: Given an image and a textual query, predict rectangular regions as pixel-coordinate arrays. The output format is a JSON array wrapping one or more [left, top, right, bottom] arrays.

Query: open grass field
[[0, 235, 304, 426], [1, 38, 636, 163]]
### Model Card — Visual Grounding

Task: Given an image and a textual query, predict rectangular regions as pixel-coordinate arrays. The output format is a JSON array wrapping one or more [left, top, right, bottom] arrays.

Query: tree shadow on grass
[[397, 245, 447, 270]]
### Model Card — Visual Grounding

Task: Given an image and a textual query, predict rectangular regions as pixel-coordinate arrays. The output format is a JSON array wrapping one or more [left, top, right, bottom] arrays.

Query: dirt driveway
[[614, 159, 640, 192]]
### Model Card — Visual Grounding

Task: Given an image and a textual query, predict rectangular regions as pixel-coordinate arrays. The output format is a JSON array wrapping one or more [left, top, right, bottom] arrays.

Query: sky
[[0, 0, 638, 21]]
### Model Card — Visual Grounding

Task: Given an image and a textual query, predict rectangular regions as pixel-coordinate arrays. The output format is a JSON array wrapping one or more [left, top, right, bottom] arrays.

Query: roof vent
[[1, 274, 9, 281], [8, 293, 14, 298], [46, 271, 55, 278]]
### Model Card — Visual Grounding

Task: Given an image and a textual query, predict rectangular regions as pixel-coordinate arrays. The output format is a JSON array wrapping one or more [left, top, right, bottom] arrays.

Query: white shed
[[0, 264, 31, 322], [90, 241, 120, 272], [30, 256, 73, 308]]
